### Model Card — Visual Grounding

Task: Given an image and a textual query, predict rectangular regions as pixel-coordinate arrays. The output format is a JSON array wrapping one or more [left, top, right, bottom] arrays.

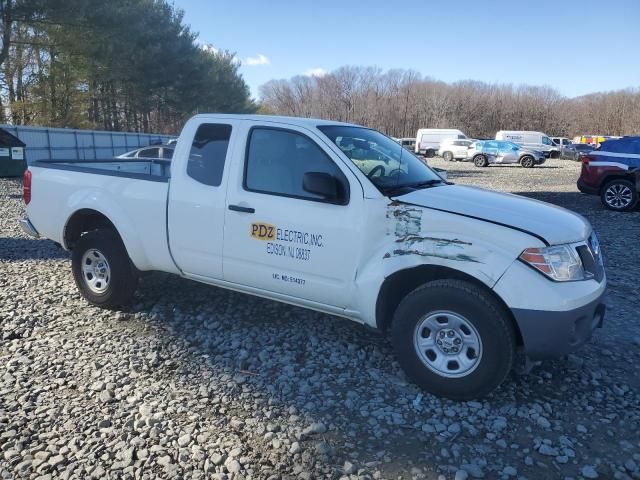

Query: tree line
[[259, 66, 640, 139], [0, 0, 255, 134]]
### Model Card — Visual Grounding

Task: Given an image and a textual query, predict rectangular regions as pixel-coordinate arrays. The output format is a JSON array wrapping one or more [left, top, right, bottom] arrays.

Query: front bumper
[[494, 258, 606, 360], [511, 290, 605, 360], [20, 217, 39, 237]]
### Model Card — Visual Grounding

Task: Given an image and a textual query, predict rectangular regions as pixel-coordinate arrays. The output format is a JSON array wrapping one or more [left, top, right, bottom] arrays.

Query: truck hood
[[394, 185, 591, 245]]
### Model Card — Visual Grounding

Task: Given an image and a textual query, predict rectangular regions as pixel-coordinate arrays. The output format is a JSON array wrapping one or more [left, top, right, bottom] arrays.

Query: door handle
[[228, 204, 255, 214]]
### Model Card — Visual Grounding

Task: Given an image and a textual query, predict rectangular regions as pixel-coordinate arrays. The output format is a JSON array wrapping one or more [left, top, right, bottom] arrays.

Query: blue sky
[[173, 0, 639, 99]]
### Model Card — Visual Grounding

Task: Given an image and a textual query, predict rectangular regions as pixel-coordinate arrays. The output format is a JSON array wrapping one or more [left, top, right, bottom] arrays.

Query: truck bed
[[27, 158, 177, 273]]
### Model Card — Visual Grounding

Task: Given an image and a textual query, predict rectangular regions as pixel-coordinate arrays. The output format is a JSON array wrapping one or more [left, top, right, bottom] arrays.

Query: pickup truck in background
[[20, 114, 606, 400]]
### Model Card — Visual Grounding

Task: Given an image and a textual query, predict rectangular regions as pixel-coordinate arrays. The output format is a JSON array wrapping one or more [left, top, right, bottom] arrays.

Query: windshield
[[317, 125, 444, 194]]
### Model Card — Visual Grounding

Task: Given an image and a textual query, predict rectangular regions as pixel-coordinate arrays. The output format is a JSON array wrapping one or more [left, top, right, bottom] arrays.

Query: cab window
[[187, 124, 232, 186]]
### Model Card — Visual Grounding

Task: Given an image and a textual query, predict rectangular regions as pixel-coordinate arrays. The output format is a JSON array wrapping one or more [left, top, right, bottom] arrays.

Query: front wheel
[[600, 179, 638, 211], [443, 151, 454, 162], [72, 229, 138, 308], [520, 155, 535, 168], [391, 279, 515, 400]]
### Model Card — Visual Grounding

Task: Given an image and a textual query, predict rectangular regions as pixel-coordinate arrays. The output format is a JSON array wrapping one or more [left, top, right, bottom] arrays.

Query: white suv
[[438, 138, 475, 161]]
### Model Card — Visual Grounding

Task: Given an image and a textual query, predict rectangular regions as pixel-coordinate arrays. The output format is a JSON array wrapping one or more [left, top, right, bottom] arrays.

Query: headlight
[[519, 245, 585, 281]]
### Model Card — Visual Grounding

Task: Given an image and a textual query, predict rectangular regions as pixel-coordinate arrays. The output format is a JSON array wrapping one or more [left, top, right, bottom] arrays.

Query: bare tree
[[260, 67, 640, 138]]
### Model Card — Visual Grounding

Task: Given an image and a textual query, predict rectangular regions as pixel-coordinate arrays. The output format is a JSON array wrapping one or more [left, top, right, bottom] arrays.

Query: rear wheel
[[391, 279, 515, 400], [474, 155, 488, 167], [600, 179, 638, 211], [443, 151, 454, 162], [72, 229, 138, 308], [520, 155, 535, 168]]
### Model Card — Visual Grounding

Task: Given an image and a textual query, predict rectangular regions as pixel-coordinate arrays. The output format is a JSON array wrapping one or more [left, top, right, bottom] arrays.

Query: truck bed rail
[[31, 158, 171, 182]]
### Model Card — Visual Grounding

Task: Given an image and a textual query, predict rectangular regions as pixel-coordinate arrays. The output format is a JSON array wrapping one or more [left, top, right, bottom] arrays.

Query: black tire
[[425, 149, 435, 158], [600, 179, 638, 212], [443, 151, 454, 162], [520, 155, 535, 168], [473, 155, 488, 167], [391, 279, 515, 400], [72, 229, 138, 308]]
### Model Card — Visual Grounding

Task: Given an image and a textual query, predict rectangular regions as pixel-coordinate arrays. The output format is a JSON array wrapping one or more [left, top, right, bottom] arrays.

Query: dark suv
[[577, 136, 640, 211]]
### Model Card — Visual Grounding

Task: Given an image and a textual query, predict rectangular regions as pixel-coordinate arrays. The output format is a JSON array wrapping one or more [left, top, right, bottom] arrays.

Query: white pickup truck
[[20, 114, 606, 400]]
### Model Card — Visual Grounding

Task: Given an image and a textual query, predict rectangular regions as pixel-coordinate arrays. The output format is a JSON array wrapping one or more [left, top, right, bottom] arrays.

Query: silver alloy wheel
[[413, 310, 483, 378], [443, 151, 453, 161], [605, 183, 633, 209], [81, 249, 111, 294], [521, 156, 533, 168]]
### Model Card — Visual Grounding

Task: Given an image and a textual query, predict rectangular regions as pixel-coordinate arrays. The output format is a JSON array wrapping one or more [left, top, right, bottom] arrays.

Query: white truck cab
[[20, 114, 606, 400]]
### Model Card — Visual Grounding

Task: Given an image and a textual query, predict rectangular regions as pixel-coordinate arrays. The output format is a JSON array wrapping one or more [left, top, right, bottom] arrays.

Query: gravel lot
[[1, 158, 639, 480]]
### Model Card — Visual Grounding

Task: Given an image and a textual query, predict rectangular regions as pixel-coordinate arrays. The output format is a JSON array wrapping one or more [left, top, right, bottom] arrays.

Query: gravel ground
[[1, 158, 639, 480]]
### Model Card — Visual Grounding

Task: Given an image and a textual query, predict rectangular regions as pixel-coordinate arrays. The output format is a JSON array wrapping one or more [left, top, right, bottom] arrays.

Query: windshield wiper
[[402, 179, 445, 189], [380, 179, 444, 195]]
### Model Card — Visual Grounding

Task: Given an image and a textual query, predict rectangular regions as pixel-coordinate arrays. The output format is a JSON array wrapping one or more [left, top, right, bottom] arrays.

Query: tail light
[[23, 169, 32, 204], [582, 154, 594, 166]]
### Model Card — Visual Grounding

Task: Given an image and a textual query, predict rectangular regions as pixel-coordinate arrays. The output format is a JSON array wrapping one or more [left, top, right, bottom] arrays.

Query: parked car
[[496, 131, 560, 158], [468, 140, 546, 168], [577, 136, 640, 211], [20, 114, 606, 400], [415, 128, 467, 158], [116, 146, 174, 160], [572, 143, 596, 161], [551, 137, 577, 159], [396, 137, 416, 151], [438, 138, 475, 161]]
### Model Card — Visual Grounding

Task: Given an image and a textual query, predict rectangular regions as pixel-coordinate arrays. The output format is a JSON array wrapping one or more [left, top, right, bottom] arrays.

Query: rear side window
[[187, 124, 232, 186], [245, 127, 348, 203]]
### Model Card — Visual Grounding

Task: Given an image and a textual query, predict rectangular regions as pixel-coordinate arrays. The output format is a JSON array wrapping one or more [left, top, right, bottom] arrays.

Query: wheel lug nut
[[447, 331, 455, 337], [443, 347, 449, 353], [437, 339, 442, 345], [454, 338, 461, 345]]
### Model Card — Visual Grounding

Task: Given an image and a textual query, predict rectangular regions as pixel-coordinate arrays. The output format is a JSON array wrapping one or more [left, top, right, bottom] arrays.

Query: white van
[[495, 131, 560, 158], [415, 129, 466, 157]]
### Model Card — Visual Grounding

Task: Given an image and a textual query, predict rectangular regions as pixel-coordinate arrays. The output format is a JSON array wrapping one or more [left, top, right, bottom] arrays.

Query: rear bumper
[[577, 178, 599, 195], [512, 290, 606, 360], [20, 217, 40, 237]]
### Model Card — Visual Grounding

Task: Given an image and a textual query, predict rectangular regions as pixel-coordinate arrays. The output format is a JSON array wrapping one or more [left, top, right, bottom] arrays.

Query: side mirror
[[303, 172, 340, 201]]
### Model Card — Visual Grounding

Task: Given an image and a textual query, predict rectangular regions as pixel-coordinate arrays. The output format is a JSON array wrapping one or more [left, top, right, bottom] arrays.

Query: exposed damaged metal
[[385, 202, 480, 263], [395, 235, 472, 246], [388, 248, 481, 263], [386, 202, 422, 238]]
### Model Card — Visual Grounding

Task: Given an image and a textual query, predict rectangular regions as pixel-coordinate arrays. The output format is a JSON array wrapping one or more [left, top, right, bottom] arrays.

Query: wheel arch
[[64, 208, 122, 250], [598, 173, 637, 194], [375, 264, 523, 346]]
